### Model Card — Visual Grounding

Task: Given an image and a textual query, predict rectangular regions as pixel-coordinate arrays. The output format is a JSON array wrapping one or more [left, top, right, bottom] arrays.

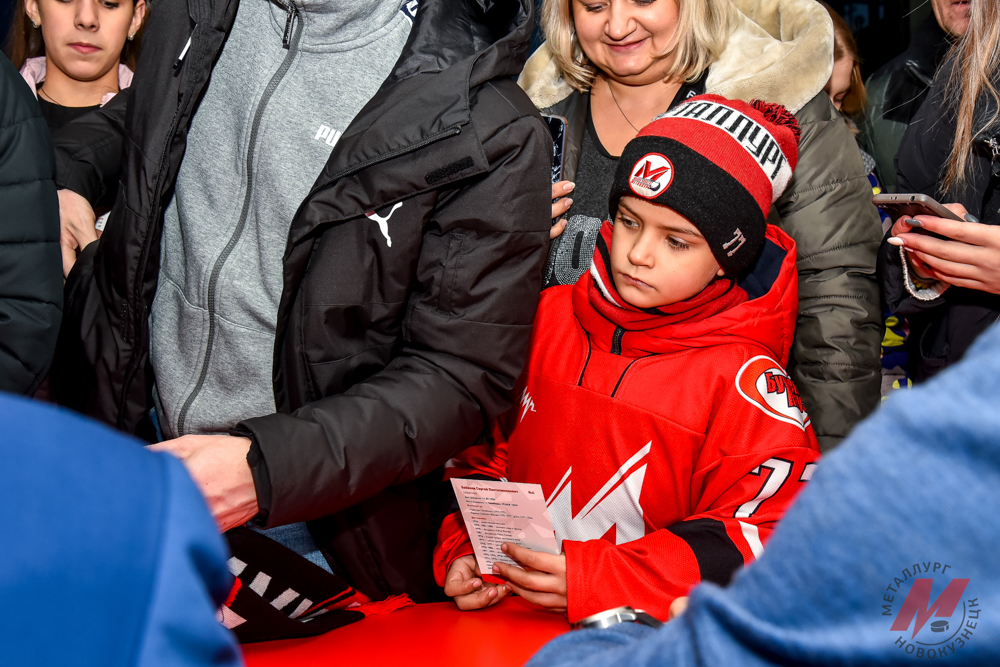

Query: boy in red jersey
[[434, 95, 821, 623]]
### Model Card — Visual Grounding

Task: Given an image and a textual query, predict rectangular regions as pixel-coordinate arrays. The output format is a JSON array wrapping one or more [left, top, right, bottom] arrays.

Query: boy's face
[[610, 197, 724, 310]]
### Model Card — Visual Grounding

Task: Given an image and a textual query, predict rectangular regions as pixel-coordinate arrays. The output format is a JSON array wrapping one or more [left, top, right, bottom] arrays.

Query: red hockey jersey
[[434, 223, 820, 622]]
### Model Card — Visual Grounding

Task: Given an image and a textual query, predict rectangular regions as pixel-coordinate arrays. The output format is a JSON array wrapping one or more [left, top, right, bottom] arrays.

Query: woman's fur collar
[[518, 0, 833, 114]]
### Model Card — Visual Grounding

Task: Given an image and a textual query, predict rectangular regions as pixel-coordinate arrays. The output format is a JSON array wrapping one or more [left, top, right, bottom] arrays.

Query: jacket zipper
[[610, 326, 625, 355], [175, 2, 302, 435]]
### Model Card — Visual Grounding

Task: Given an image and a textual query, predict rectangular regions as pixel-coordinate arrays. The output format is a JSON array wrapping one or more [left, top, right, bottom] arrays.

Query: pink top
[[19, 57, 134, 107]]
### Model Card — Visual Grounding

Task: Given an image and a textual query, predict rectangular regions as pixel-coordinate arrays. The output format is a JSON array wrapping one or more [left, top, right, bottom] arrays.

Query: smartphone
[[542, 113, 568, 185], [873, 193, 964, 240]]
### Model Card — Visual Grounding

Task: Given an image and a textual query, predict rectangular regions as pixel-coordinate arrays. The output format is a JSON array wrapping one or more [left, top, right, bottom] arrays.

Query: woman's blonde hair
[[542, 0, 737, 91], [942, 0, 1000, 194]]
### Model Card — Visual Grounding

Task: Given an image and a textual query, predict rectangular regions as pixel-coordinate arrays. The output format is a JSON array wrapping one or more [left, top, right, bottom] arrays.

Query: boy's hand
[[493, 542, 567, 614], [444, 555, 511, 610]]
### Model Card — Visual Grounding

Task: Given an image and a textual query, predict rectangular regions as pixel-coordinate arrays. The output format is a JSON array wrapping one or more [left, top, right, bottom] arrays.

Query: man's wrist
[[237, 430, 271, 525]]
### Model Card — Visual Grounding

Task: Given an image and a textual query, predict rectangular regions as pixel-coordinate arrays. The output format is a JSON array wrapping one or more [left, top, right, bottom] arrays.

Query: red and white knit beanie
[[608, 94, 801, 276]]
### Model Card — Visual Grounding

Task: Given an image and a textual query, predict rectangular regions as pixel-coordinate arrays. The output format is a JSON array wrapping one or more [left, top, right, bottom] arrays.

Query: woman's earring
[[127, 32, 135, 40], [31, 19, 39, 28]]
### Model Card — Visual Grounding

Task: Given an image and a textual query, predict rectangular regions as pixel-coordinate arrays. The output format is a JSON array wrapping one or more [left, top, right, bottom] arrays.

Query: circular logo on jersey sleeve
[[735, 356, 810, 430], [629, 153, 674, 199]]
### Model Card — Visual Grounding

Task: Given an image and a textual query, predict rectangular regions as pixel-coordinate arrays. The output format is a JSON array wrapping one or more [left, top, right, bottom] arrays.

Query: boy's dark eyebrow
[[619, 200, 703, 237]]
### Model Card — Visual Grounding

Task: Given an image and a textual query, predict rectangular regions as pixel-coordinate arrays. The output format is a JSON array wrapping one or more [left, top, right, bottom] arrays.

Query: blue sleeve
[[528, 625, 685, 667], [529, 321, 1000, 667], [134, 454, 243, 667]]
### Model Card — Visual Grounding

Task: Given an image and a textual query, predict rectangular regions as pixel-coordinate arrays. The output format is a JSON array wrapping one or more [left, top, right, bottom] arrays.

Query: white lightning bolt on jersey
[[546, 441, 651, 550]]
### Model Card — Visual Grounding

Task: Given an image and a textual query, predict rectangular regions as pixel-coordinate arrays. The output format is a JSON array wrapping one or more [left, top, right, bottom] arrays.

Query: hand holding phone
[[880, 197, 1000, 294], [542, 113, 567, 185], [873, 193, 964, 240], [543, 113, 574, 235]]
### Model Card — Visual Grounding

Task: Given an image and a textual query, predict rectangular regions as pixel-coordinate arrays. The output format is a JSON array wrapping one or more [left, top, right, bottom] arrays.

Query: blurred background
[[831, 0, 937, 79]]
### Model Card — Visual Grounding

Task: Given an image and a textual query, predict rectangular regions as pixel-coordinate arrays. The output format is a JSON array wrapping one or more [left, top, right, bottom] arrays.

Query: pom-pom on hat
[[608, 94, 801, 276]]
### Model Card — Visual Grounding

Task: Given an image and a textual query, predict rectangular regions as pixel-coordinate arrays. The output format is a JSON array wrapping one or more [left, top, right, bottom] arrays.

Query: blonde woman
[[526, 0, 883, 454], [881, 0, 1000, 382]]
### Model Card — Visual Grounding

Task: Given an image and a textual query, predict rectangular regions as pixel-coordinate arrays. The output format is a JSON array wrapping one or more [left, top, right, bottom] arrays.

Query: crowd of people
[[1, 0, 997, 663]]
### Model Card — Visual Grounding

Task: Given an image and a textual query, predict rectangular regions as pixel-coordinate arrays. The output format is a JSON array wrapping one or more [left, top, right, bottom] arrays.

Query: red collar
[[585, 221, 747, 332]]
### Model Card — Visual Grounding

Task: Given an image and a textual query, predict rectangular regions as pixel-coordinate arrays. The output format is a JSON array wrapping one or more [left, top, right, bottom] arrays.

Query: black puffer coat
[[52, 0, 551, 601], [0, 57, 61, 395], [879, 61, 1000, 381]]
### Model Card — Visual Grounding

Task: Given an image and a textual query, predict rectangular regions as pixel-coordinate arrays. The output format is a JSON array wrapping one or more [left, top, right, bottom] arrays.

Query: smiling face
[[610, 196, 724, 309], [571, 0, 681, 85], [25, 0, 145, 84], [825, 56, 854, 110], [931, 0, 970, 37]]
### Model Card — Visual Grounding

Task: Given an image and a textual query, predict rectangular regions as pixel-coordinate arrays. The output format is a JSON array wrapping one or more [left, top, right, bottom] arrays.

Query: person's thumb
[[669, 596, 689, 620], [61, 240, 77, 278]]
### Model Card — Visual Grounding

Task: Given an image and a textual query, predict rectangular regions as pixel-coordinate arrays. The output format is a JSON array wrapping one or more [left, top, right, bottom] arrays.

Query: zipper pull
[[281, 2, 298, 49], [611, 326, 625, 355], [173, 31, 194, 70]]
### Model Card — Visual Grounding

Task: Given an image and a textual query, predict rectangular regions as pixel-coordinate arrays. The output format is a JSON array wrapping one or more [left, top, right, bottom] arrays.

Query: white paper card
[[451, 478, 559, 574]]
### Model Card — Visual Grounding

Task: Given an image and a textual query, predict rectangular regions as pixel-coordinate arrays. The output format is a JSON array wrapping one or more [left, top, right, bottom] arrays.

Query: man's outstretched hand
[[149, 435, 258, 532]]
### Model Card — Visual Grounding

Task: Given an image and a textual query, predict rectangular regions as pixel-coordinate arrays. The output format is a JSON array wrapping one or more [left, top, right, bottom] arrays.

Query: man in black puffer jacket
[[0, 57, 62, 395], [52, 0, 551, 606]]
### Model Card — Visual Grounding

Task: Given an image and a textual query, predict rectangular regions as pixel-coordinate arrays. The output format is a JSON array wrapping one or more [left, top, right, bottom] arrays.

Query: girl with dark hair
[[5, 0, 147, 275], [5, 0, 146, 131]]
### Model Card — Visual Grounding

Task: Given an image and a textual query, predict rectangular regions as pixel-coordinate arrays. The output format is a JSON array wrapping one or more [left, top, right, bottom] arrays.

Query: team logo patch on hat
[[629, 153, 673, 199], [735, 356, 810, 430]]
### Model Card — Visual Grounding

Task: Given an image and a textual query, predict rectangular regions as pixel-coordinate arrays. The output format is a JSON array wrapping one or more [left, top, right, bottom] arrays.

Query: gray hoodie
[[150, 0, 413, 437]]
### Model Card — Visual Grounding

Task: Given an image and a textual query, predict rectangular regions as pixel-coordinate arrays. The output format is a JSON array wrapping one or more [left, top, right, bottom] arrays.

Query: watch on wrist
[[572, 606, 664, 631]]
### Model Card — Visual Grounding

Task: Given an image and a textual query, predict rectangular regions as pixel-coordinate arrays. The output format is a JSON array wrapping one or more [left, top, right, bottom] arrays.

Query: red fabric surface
[[587, 220, 748, 327], [241, 598, 569, 667]]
